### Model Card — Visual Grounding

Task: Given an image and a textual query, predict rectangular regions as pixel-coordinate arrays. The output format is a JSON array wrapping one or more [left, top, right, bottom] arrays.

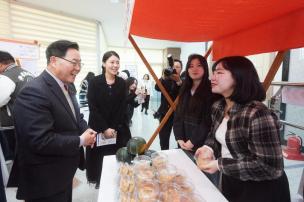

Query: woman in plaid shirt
[[195, 56, 290, 202]]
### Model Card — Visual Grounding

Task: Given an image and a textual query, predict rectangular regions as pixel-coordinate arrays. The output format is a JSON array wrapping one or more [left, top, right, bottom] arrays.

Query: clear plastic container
[[177, 180, 194, 194], [160, 183, 180, 202], [134, 156, 152, 171], [173, 169, 187, 185], [157, 165, 177, 184], [119, 175, 135, 193], [135, 168, 155, 185], [151, 152, 168, 170], [137, 180, 160, 202], [118, 192, 137, 202], [179, 192, 195, 202], [119, 162, 134, 177], [133, 155, 151, 165]]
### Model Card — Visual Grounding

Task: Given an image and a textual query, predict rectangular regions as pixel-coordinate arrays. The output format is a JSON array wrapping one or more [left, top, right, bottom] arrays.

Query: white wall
[[179, 42, 278, 86], [107, 46, 164, 80], [180, 42, 206, 70], [97, 22, 108, 74]]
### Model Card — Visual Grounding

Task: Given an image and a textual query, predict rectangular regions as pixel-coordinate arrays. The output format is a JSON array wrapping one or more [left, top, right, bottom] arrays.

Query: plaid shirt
[[205, 99, 284, 181]]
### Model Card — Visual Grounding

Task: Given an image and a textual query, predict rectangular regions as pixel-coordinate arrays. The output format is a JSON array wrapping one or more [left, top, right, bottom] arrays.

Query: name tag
[[96, 133, 116, 147]]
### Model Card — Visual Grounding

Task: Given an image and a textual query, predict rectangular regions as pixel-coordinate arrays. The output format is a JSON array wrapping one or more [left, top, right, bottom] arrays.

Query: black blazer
[[11, 70, 88, 200], [88, 74, 130, 147]]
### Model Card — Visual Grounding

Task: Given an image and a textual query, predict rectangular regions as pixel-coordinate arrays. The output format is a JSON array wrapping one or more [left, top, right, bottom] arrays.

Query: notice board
[[0, 38, 40, 75]]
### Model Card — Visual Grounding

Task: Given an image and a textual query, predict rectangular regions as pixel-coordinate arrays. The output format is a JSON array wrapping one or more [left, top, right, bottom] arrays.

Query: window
[[0, 0, 99, 91]]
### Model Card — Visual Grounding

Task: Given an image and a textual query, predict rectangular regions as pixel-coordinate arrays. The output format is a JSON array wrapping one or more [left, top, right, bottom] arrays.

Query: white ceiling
[[17, 0, 182, 49]]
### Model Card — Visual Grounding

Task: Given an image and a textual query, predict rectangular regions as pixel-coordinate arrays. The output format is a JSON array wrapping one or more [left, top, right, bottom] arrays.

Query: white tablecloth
[[98, 149, 228, 202]]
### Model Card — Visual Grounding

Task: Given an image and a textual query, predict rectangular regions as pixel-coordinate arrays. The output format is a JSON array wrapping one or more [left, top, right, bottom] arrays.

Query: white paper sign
[[96, 133, 116, 147]]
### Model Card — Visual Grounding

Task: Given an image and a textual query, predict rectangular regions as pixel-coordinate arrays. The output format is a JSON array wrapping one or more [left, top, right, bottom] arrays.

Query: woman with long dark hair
[[196, 56, 290, 202], [86, 51, 131, 188], [125, 77, 140, 126], [173, 54, 213, 152]]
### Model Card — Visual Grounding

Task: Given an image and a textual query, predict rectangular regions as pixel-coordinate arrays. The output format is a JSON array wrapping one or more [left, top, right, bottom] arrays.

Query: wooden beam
[[141, 98, 179, 152], [129, 34, 181, 152], [128, 34, 174, 106], [263, 50, 287, 91], [204, 44, 213, 59]]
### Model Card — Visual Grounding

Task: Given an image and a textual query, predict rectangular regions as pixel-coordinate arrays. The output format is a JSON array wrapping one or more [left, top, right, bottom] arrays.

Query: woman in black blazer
[[86, 51, 131, 188], [173, 54, 213, 152]]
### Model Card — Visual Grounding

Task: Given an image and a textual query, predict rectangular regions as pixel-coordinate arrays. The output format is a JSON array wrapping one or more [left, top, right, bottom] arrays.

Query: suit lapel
[[41, 71, 78, 124]]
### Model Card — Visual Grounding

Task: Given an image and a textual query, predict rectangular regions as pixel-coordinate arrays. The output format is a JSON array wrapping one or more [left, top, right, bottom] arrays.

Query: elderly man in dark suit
[[11, 40, 96, 202]]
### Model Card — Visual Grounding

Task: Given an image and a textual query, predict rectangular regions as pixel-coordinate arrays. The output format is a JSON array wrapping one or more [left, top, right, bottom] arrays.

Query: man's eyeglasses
[[56, 56, 84, 68]]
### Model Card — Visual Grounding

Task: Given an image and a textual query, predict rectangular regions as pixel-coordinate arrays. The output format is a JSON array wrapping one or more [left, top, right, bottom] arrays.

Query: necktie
[[64, 84, 68, 91], [63, 84, 76, 119]]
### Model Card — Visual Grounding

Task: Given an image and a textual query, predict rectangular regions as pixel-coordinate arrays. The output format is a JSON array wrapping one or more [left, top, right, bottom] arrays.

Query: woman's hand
[[135, 88, 141, 95], [103, 128, 117, 138], [195, 146, 214, 160], [177, 140, 187, 150], [195, 146, 218, 173], [197, 159, 219, 174], [183, 140, 194, 151]]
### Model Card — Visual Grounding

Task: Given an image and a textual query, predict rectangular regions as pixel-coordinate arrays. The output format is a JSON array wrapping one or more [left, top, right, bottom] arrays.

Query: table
[[98, 149, 228, 202]]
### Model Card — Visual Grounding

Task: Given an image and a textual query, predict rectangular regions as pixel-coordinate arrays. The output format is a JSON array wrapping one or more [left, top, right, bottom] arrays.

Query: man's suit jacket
[[11, 70, 88, 200]]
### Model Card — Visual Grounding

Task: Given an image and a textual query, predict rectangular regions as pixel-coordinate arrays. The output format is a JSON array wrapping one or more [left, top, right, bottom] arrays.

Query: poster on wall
[[125, 64, 138, 78], [0, 38, 39, 75]]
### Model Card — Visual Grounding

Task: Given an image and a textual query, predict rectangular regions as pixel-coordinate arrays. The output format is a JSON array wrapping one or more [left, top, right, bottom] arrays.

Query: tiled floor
[[5, 101, 304, 201]]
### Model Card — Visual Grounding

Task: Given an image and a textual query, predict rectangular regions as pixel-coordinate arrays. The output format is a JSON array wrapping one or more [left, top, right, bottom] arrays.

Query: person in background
[[10, 40, 96, 202], [79, 71, 95, 107], [180, 70, 187, 81], [173, 54, 213, 153], [0, 51, 34, 161], [195, 56, 290, 202], [118, 69, 130, 80], [140, 74, 152, 115], [86, 51, 131, 189], [155, 59, 183, 150], [122, 69, 130, 78], [125, 77, 140, 126]]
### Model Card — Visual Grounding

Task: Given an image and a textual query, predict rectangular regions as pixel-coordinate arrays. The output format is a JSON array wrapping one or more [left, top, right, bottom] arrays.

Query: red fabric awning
[[129, 0, 304, 59]]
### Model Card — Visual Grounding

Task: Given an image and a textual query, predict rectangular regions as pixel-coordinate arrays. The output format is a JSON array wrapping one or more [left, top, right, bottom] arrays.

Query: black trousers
[[0, 129, 15, 160], [222, 172, 290, 202], [26, 182, 72, 202], [159, 114, 174, 150], [86, 124, 131, 184], [141, 95, 150, 110], [86, 145, 116, 184]]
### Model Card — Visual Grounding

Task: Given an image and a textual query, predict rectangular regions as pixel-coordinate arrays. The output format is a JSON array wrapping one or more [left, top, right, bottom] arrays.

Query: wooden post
[[128, 34, 174, 106], [204, 44, 212, 59], [141, 98, 179, 153], [263, 50, 287, 91]]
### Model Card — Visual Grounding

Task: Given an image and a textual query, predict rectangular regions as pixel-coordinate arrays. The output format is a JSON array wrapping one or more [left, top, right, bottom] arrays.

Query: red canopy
[[129, 0, 304, 59]]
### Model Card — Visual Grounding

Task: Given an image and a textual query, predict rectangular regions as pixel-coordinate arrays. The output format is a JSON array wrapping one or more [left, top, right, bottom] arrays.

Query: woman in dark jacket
[[125, 77, 140, 126], [173, 54, 214, 152], [86, 51, 131, 188]]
